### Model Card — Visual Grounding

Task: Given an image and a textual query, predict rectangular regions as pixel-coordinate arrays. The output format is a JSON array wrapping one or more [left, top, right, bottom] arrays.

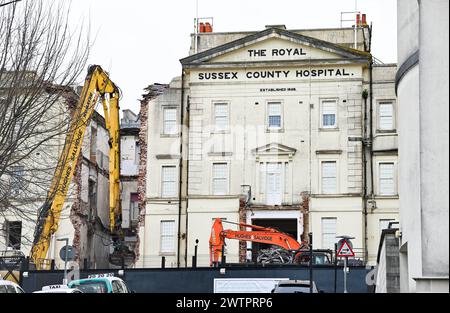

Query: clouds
[[68, 0, 397, 114]]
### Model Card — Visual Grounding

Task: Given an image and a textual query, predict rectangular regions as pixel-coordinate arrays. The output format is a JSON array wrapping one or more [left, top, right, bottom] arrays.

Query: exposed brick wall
[[134, 84, 169, 262], [69, 155, 83, 263], [134, 97, 148, 261], [300, 193, 310, 243], [238, 198, 247, 263]]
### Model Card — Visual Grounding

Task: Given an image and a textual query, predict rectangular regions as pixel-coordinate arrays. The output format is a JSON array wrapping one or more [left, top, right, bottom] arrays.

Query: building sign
[[248, 48, 307, 57], [259, 87, 297, 93], [209, 38, 340, 63], [192, 66, 361, 83]]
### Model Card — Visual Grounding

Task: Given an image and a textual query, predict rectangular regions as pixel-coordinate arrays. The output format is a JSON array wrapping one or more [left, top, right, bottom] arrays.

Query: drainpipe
[[369, 57, 375, 199], [184, 95, 191, 267], [368, 24, 375, 198], [362, 90, 369, 265], [364, 24, 375, 264], [177, 70, 185, 268]]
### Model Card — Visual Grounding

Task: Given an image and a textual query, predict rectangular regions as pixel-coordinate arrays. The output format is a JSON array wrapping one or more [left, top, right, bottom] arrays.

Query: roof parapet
[[265, 24, 287, 30]]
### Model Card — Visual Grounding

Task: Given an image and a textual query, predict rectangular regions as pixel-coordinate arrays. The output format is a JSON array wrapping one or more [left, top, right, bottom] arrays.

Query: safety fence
[[21, 265, 372, 293]]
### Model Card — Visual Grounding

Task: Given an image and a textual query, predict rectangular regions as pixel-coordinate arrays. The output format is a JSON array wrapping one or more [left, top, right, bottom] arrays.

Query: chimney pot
[[199, 22, 206, 33], [362, 14, 367, 26], [205, 22, 213, 33]]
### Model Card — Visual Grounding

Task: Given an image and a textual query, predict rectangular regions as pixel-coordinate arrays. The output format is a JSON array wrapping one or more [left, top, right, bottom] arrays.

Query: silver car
[[271, 280, 321, 293]]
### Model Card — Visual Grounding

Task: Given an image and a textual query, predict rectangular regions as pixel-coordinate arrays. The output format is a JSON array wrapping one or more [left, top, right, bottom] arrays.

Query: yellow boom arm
[[31, 65, 122, 269]]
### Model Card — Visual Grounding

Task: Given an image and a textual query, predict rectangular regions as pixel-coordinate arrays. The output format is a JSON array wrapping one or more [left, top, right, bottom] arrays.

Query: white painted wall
[[397, 0, 449, 292], [121, 135, 139, 176]]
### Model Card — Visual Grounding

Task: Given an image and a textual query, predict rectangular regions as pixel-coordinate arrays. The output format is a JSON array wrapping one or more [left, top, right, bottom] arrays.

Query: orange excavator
[[209, 218, 309, 266]]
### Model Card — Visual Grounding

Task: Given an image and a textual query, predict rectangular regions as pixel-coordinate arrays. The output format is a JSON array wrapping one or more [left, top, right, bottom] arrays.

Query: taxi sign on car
[[42, 285, 69, 291], [87, 273, 115, 279], [34, 284, 83, 293]]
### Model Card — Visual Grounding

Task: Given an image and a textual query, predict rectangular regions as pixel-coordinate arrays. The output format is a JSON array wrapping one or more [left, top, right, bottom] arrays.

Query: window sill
[[159, 252, 176, 257], [318, 193, 339, 197], [160, 134, 180, 138], [374, 195, 399, 200], [376, 129, 397, 134], [208, 152, 233, 157], [211, 130, 230, 134], [159, 197, 179, 202], [266, 128, 284, 133], [319, 127, 339, 132]]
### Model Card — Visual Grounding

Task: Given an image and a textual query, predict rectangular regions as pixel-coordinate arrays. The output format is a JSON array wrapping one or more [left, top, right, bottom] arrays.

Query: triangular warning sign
[[337, 239, 355, 257]]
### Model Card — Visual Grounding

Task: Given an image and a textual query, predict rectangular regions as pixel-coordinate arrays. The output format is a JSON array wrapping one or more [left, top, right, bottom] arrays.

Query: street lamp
[[57, 238, 69, 285], [0, 0, 22, 8]]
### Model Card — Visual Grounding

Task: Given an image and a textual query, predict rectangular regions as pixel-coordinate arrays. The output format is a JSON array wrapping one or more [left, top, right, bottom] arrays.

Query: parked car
[[33, 285, 83, 293], [0, 279, 25, 293], [68, 273, 131, 293], [337, 258, 365, 266], [297, 250, 333, 265], [271, 280, 323, 293]]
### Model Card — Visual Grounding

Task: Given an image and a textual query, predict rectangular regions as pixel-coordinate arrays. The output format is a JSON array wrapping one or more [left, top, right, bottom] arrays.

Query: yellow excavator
[[30, 65, 127, 269]]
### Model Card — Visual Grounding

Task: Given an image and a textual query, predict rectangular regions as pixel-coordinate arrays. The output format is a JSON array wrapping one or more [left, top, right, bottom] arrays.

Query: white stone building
[[138, 23, 399, 268], [395, 0, 449, 293]]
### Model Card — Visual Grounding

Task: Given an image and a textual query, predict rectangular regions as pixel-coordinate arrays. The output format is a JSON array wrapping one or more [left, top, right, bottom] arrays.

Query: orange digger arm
[[209, 218, 306, 265]]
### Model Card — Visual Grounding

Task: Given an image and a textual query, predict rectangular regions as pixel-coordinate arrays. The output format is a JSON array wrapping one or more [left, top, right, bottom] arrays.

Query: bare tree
[[0, 0, 90, 249]]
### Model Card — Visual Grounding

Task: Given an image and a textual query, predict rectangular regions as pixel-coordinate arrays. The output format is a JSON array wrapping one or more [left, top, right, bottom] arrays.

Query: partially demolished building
[[0, 85, 140, 269]]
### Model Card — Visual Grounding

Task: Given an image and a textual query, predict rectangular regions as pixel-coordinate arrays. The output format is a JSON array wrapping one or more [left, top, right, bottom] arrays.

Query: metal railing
[[134, 250, 367, 269], [333, 248, 366, 266]]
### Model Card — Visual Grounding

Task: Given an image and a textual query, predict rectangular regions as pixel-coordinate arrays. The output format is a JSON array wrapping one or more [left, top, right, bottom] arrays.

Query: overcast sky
[[68, 0, 397, 114]]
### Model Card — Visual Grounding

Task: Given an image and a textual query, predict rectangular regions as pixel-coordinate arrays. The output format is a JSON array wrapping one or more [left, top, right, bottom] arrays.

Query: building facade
[[138, 23, 399, 268], [396, 0, 449, 293]]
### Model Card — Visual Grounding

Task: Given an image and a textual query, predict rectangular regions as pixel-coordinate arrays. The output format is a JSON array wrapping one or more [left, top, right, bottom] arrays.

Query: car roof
[[34, 289, 82, 293], [278, 280, 315, 286], [69, 277, 122, 284], [0, 280, 20, 286]]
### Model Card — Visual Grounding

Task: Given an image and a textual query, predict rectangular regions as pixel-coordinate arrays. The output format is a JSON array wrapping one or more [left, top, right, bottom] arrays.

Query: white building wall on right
[[397, 0, 449, 292]]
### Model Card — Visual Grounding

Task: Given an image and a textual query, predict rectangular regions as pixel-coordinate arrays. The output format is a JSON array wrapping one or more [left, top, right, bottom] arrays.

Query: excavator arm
[[209, 218, 307, 265], [31, 65, 122, 269]]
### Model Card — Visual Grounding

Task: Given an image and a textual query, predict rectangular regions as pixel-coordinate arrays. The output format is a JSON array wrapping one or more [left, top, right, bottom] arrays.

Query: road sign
[[337, 239, 355, 257], [59, 245, 74, 261]]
